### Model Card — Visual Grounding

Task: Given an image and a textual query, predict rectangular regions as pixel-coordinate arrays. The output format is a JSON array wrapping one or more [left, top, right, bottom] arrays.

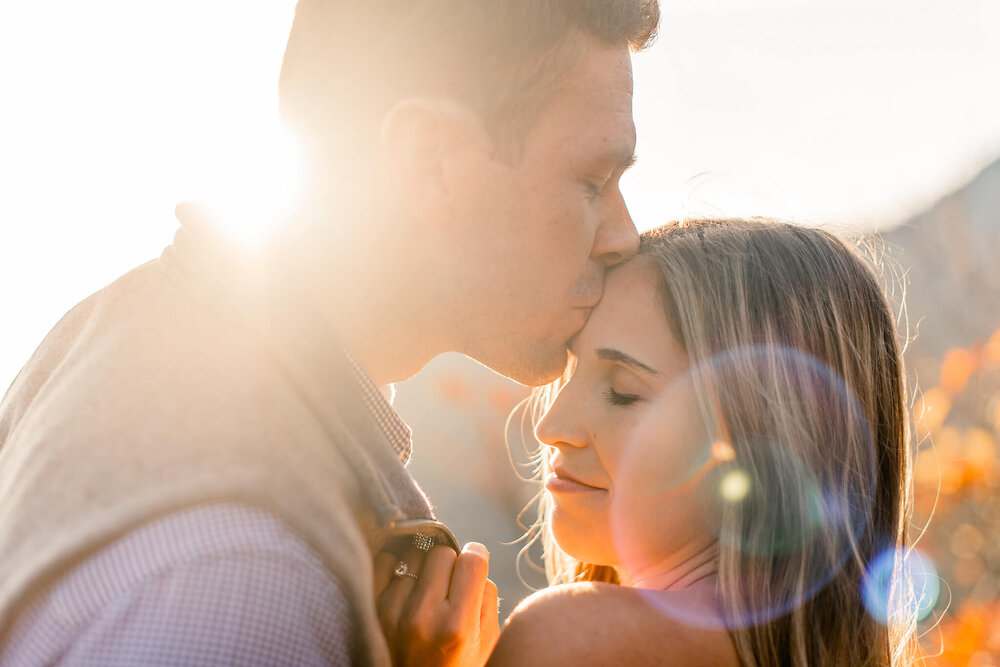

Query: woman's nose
[[534, 393, 589, 450]]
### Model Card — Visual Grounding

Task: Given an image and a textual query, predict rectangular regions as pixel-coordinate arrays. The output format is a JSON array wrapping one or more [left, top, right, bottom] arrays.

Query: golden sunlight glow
[[1, 4, 999, 658], [198, 120, 305, 251], [3, 0, 998, 388]]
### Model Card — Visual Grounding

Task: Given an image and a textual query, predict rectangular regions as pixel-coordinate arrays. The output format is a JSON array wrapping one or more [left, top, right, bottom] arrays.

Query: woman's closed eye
[[603, 388, 639, 406]]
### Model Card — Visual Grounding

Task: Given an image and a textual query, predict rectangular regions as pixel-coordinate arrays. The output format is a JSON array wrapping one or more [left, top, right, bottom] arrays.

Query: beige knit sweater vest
[[0, 229, 439, 664]]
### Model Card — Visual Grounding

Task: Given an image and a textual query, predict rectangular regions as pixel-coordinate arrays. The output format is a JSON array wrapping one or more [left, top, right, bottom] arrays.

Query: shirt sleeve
[[59, 551, 354, 666], [1, 504, 357, 667]]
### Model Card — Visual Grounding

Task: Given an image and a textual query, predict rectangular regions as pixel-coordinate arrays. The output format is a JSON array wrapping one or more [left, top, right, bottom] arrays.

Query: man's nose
[[591, 193, 639, 268]]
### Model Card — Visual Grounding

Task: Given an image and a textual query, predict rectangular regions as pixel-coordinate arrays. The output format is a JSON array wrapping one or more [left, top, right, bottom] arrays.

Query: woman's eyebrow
[[595, 348, 658, 375]]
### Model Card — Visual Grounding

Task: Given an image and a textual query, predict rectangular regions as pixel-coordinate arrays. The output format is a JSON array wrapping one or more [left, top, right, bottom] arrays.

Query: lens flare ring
[[611, 345, 877, 630]]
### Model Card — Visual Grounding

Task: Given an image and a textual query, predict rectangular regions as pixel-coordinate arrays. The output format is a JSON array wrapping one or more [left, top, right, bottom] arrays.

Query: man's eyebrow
[[596, 348, 658, 375], [593, 148, 636, 174]]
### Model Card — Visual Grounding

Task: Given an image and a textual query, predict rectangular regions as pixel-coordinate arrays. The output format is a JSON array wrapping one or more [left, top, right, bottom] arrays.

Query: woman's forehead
[[576, 261, 679, 369]]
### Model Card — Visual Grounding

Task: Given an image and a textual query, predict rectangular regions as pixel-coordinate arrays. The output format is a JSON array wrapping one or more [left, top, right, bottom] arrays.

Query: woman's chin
[[550, 521, 615, 568]]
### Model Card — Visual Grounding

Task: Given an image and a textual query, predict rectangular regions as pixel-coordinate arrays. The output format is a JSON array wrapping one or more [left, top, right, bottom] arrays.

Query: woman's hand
[[374, 542, 500, 667]]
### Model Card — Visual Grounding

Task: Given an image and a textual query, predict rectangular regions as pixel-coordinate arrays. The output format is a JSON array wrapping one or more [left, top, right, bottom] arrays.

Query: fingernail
[[463, 542, 489, 559]]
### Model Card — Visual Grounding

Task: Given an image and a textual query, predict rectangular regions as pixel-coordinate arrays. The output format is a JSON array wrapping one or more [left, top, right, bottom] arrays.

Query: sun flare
[[197, 119, 306, 251]]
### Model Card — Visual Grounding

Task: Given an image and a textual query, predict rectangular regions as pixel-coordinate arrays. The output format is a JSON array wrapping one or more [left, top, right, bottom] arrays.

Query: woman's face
[[535, 259, 719, 583]]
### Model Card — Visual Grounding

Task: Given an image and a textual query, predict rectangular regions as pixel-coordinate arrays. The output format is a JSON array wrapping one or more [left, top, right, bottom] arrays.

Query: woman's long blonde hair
[[526, 219, 917, 666]]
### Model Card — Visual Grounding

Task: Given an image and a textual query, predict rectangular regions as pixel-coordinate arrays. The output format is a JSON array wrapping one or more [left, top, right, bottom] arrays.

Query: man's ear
[[379, 97, 490, 225]]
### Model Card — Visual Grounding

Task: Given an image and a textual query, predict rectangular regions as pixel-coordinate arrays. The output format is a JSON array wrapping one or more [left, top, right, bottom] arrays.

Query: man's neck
[[338, 330, 435, 388], [284, 193, 453, 386], [302, 272, 446, 387]]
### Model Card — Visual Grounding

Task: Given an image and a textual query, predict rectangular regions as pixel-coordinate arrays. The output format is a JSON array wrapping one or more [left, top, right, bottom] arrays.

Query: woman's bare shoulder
[[487, 582, 739, 667]]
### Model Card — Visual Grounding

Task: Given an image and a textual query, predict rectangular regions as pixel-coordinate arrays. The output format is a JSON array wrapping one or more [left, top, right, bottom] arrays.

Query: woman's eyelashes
[[603, 388, 640, 406]]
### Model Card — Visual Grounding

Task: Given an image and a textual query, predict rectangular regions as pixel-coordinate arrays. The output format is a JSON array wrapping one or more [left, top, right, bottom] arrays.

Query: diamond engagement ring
[[393, 560, 418, 580]]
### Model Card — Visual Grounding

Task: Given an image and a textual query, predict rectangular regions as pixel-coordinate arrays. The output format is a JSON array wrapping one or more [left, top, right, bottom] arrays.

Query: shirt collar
[[342, 351, 413, 465]]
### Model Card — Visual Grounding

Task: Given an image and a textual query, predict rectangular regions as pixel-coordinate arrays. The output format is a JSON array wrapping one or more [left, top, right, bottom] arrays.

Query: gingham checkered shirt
[[2, 355, 412, 667]]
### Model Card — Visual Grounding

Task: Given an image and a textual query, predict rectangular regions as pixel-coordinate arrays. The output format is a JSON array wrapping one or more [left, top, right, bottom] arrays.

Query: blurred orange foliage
[[913, 329, 1000, 663], [940, 348, 977, 395], [926, 602, 1000, 665]]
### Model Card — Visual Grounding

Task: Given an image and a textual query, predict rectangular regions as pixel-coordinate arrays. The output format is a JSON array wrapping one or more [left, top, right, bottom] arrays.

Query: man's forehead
[[525, 102, 635, 170], [504, 36, 635, 165], [534, 51, 635, 137], [562, 104, 637, 164], [558, 39, 634, 103]]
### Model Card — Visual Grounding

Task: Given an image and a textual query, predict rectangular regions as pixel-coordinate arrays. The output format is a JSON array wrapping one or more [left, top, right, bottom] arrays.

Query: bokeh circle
[[610, 345, 878, 630]]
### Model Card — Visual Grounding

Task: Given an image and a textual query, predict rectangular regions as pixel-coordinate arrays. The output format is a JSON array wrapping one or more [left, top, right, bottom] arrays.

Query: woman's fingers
[[373, 551, 398, 598], [376, 541, 500, 666], [411, 545, 459, 608], [376, 547, 426, 639], [481, 577, 499, 631], [447, 542, 490, 628], [479, 577, 501, 658]]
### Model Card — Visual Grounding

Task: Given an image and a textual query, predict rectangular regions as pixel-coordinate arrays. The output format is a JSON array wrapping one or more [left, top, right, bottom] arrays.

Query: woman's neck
[[614, 542, 719, 591]]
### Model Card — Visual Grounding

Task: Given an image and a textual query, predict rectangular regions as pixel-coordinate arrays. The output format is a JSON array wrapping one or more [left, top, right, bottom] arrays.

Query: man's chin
[[482, 348, 569, 388]]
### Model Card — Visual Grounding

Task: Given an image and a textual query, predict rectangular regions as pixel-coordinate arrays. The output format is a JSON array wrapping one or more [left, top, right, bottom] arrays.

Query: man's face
[[447, 37, 640, 386]]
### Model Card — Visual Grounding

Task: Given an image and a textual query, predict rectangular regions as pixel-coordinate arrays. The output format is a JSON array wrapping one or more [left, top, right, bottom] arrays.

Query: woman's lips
[[545, 470, 605, 494]]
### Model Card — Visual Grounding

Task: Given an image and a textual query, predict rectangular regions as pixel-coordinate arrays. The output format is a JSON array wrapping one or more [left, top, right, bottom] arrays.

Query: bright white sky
[[1, 0, 999, 388]]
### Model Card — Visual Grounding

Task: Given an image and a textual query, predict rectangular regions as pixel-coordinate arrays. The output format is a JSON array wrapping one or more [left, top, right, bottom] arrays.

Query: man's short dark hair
[[279, 1, 659, 157]]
